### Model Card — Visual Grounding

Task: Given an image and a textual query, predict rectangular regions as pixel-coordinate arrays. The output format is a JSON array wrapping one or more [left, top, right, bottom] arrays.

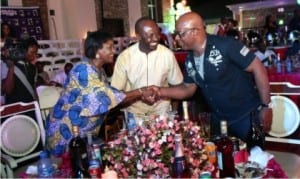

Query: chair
[[266, 82, 300, 145], [36, 85, 62, 122], [0, 101, 46, 178]]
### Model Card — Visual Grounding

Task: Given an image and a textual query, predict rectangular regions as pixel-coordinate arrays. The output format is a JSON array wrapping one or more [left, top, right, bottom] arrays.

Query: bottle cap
[[40, 150, 48, 159], [72, 125, 79, 134], [174, 133, 182, 142]]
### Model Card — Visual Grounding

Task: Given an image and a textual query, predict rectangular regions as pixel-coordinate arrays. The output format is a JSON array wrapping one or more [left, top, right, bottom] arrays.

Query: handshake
[[138, 86, 162, 105]]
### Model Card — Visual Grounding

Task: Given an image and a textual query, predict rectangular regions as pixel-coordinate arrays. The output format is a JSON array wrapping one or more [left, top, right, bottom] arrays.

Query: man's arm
[[245, 57, 272, 132], [158, 83, 197, 100], [246, 58, 270, 104], [2, 61, 15, 95]]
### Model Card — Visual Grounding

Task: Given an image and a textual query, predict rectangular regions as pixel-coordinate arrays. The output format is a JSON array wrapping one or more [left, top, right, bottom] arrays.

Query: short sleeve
[[58, 63, 126, 117], [111, 53, 128, 90], [1, 61, 8, 80], [226, 39, 256, 69], [167, 53, 183, 85]]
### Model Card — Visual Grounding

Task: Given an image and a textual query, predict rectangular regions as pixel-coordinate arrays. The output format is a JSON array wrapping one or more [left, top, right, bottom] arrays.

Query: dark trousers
[[210, 108, 265, 151]]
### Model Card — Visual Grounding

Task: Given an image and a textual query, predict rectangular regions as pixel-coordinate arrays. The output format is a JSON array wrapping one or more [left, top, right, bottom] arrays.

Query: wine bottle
[[215, 120, 235, 178], [172, 133, 188, 178], [69, 125, 90, 178], [182, 101, 189, 121], [247, 112, 265, 151]]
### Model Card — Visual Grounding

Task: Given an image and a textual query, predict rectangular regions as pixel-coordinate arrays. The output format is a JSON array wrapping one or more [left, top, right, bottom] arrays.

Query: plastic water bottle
[[286, 57, 292, 73], [276, 53, 282, 73], [125, 111, 136, 131], [37, 151, 55, 178]]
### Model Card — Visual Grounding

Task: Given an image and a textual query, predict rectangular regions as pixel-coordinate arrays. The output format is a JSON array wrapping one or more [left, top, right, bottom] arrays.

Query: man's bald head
[[175, 12, 206, 55], [135, 16, 156, 35], [176, 12, 205, 30]]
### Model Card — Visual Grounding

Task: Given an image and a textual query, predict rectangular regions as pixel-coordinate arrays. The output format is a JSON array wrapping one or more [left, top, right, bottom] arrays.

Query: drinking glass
[[198, 113, 211, 138]]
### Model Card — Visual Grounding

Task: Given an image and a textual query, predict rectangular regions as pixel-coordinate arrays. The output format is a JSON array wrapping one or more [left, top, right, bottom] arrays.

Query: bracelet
[[138, 88, 143, 95]]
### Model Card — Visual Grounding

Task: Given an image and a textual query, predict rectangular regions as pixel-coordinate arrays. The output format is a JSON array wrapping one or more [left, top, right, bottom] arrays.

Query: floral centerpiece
[[102, 114, 215, 178]]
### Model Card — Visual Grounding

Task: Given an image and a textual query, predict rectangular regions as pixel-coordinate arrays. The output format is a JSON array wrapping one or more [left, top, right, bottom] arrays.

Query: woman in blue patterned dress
[[46, 31, 153, 156]]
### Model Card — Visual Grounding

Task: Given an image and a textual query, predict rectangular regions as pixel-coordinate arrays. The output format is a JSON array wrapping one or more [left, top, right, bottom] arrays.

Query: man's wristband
[[260, 102, 273, 109], [138, 88, 144, 97]]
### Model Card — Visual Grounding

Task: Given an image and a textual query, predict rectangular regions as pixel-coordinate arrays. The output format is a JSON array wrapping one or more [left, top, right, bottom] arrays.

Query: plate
[[268, 96, 300, 137], [0, 115, 40, 157]]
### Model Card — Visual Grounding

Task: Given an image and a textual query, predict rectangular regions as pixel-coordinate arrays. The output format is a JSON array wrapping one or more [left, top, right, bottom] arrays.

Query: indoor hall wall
[[47, 0, 97, 40]]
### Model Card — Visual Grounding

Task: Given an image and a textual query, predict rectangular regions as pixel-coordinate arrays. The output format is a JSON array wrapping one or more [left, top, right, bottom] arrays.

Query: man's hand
[[259, 108, 273, 133], [139, 87, 156, 105]]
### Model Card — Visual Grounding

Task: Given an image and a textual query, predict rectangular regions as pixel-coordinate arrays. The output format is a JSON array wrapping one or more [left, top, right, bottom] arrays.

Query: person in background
[[159, 27, 169, 47], [254, 37, 276, 67], [36, 61, 50, 86], [288, 8, 300, 32], [46, 30, 155, 156], [226, 18, 242, 41], [263, 14, 279, 46], [175, 0, 191, 20], [1, 37, 39, 104], [213, 17, 228, 36], [1, 22, 16, 43], [111, 16, 183, 126], [49, 62, 73, 87], [151, 12, 272, 150]]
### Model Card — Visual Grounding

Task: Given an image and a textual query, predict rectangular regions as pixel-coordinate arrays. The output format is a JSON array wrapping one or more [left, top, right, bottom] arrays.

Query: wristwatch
[[260, 102, 273, 109]]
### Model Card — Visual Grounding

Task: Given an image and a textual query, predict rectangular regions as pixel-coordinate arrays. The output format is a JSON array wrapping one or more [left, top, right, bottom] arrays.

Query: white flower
[[161, 135, 167, 143], [124, 156, 129, 162], [158, 139, 163, 145], [137, 161, 143, 170], [168, 121, 174, 128]]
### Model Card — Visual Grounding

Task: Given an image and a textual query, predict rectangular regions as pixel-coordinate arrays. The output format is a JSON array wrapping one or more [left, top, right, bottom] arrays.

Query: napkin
[[248, 146, 274, 167]]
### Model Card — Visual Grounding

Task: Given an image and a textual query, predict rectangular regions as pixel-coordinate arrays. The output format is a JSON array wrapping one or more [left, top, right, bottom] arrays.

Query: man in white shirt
[[50, 62, 73, 87], [111, 17, 183, 124], [254, 39, 276, 67]]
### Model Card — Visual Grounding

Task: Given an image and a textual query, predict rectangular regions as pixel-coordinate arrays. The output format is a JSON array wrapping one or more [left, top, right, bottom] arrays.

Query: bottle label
[[173, 156, 185, 176], [39, 165, 54, 177], [217, 151, 223, 170], [127, 113, 136, 130], [81, 153, 87, 159]]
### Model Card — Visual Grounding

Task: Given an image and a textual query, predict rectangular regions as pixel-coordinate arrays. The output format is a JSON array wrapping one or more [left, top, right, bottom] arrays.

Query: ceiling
[[181, 0, 262, 21]]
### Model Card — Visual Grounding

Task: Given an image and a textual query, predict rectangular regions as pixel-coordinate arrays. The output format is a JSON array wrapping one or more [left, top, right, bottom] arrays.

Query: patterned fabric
[[46, 61, 125, 156]]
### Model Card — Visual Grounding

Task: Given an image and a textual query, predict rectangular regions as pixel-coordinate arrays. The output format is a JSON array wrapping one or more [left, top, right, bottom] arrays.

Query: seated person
[[36, 61, 50, 86], [254, 38, 276, 67], [1, 37, 39, 105], [49, 62, 73, 87]]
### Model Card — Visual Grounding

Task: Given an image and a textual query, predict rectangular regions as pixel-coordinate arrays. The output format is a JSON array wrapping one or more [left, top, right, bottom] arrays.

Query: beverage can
[[204, 142, 216, 164], [199, 171, 212, 179], [88, 160, 101, 178]]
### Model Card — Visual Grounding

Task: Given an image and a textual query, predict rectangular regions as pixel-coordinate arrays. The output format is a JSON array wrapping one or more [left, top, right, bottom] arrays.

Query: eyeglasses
[[174, 28, 200, 38]]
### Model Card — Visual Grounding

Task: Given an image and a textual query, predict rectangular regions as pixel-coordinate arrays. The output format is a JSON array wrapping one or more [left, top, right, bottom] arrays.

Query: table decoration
[[102, 114, 215, 178]]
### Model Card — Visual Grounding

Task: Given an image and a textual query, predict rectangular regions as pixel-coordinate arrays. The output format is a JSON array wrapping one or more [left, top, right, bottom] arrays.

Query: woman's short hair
[[21, 37, 39, 50], [84, 30, 113, 59]]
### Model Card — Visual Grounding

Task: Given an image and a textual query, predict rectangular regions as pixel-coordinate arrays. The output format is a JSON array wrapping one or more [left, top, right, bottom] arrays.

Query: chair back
[[266, 82, 300, 144], [0, 101, 46, 175], [36, 85, 62, 121]]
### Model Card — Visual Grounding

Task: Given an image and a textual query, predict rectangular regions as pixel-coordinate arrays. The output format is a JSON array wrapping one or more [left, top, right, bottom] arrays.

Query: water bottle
[[286, 56, 292, 73], [37, 151, 55, 178], [276, 53, 282, 73], [125, 111, 136, 131]]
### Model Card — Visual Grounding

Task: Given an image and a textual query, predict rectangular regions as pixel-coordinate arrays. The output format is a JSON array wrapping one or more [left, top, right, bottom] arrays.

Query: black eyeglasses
[[174, 28, 200, 38]]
